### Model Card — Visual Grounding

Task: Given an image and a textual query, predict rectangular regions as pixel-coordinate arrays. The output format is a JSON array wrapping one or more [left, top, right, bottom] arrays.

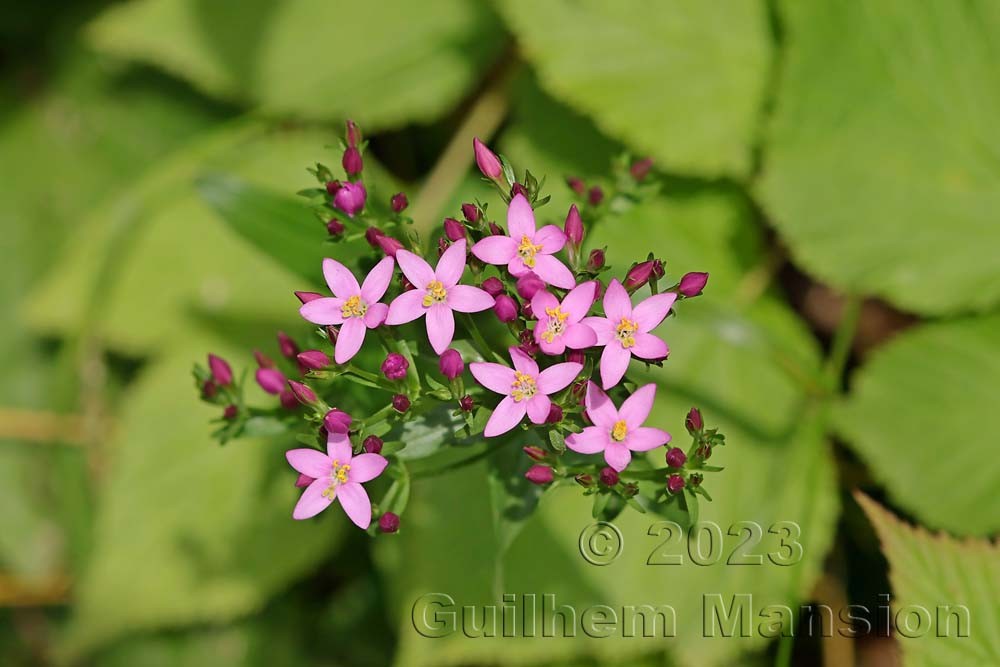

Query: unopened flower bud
[[599, 467, 619, 487], [377, 235, 405, 258], [493, 294, 519, 323], [665, 447, 687, 468], [630, 157, 654, 181], [379, 511, 400, 533], [223, 404, 238, 420], [391, 192, 408, 213], [667, 474, 686, 494], [685, 407, 703, 434], [295, 290, 323, 304], [295, 473, 315, 488], [277, 331, 299, 359], [566, 176, 586, 195], [459, 395, 474, 412], [326, 325, 339, 343], [461, 203, 480, 223], [326, 219, 345, 236], [326, 180, 342, 196], [523, 446, 546, 461], [587, 248, 606, 272], [690, 473, 703, 487], [473, 137, 502, 180], [522, 302, 534, 319], [588, 186, 604, 206], [443, 217, 466, 241], [365, 226, 385, 247], [345, 119, 362, 147], [566, 350, 585, 365], [256, 368, 286, 394], [697, 445, 712, 460], [564, 204, 584, 246], [516, 272, 545, 300], [511, 183, 529, 199], [574, 473, 594, 487], [624, 260, 656, 291], [652, 259, 665, 279], [288, 380, 318, 406], [207, 354, 233, 386], [381, 353, 409, 380], [518, 329, 539, 356], [525, 465, 554, 485], [438, 348, 464, 380], [481, 277, 504, 297], [324, 408, 353, 434], [279, 389, 298, 410], [202, 380, 217, 399], [333, 181, 366, 217], [363, 435, 383, 454], [342, 146, 363, 176], [297, 349, 330, 371], [679, 272, 709, 297], [392, 394, 410, 413], [570, 380, 587, 402], [545, 404, 563, 424]]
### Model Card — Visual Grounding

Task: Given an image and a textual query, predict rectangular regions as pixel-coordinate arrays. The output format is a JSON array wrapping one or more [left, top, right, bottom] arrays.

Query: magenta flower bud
[[630, 157, 654, 181], [436, 237, 450, 257], [511, 183, 529, 198], [480, 277, 504, 297], [473, 137, 502, 180], [461, 203, 480, 223], [685, 407, 704, 434], [256, 368, 286, 395], [376, 235, 405, 258], [379, 511, 400, 534], [679, 272, 709, 297], [295, 290, 323, 304], [522, 301, 534, 319], [666, 447, 687, 468], [518, 328, 540, 356], [381, 352, 409, 380], [400, 275, 415, 291], [207, 354, 233, 386], [443, 217, 466, 241], [392, 394, 410, 413], [325, 180, 342, 196], [202, 380, 217, 399], [523, 446, 546, 461], [525, 465, 554, 486], [493, 294, 519, 323], [288, 380, 318, 406], [652, 259, 665, 279], [489, 222, 504, 236], [624, 260, 656, 291], [326, 325, 339, 343], [516, 272, 545, 300], [324, 408, 352, 434], [439, 348, 464, 380], [458, 395, 474, 412], [566, 176, 586, 195], [295, 473, 315, 488], [599, 466, 619, 487], [223, 404, 238, 420], [545, 403, 563, 424], [575, 473, 594, 487], [279, 389, 298, 410], [365, 226, 385, 247], [564, 204, 584, 246], [566, 349, 585, 365], [587, 248, 606, 271], [254, 349, 275, 368], [391, 192, 408, 213], [297, 349, 330, 371], [277, 331, 299, 359], [333, 181, 366, 217], [342, 146, 363, 176], [363, 435, 383, 454], [326, 219, 345, 236], [667, 474, 686, 494], [345, 119, 362, 147], [587, 186, 604, 206]]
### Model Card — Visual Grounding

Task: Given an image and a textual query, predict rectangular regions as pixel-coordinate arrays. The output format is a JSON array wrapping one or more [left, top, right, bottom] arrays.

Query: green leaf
[[857, 494, 1000, 667], [496, 0, 772, 176], [836, 315, 1000, 536], [487, 441, 544, 556], [758, 0, 1000, 315]]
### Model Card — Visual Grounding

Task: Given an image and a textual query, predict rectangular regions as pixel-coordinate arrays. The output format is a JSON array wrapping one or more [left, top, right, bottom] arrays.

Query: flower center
[[510, 371, 538, 402], [341, 295, 367, 318], [422, 280, 448, 307], [517, 235, 543, 268], [611, 420, 628, 442], [541, 306, 569, 343], [615, 317, 638, 348], [321, 459, 352, 499]]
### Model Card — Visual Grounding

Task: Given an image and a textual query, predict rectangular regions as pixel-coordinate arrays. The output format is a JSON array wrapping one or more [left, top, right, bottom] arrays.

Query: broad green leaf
[[758, 0, 1000, 315], [496, 0, 771, 176], [857, 494, 1000, 667], [836, 315, 1000, 537], [86, 0, 505, 128]]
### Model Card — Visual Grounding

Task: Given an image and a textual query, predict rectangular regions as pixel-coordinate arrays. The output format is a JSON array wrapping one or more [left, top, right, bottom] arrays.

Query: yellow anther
[[517, 235, 544, 268], [341, 295, 367, 318], [510, 371, 538, 402], [422, 280, 448, 307], [611, 420, 628, 442], [615, 317, 637, 349], [541, 306, 569, 343]]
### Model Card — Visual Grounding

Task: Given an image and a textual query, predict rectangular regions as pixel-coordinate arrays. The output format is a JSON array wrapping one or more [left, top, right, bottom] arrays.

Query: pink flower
[[333, 181, 366, 217], [565, 383, 671, 471], [299, 256, 395, 364], [471, 194, 575, 289], [583, 279, 676, 389], [470, 346, 582, 437], [385, 239, 494, 354], [285, 432, 387, 527], [531, 281, 599, 355]]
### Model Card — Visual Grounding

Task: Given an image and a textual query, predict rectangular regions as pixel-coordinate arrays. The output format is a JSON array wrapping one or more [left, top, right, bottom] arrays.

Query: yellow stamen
[[510, 371, 538, 402], [517, 235, 544, 268], [341, 295, 367, 318], [322, 459, 352, 498], [541, 306, 569, 343], [422, 280, 448, 307], [611, 420, 628, 442], [615, 318, 638, 349]]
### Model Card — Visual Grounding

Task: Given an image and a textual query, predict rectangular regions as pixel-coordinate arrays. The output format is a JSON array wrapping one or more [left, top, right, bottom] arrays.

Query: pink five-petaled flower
[[285, 432, 387, 527], [470, 347, 582, 437], [566, 383, 671, 471], [531, 281, 599, 355], [471, 193, 575, 289], [299, 256, 395, 364], [385, 239, 494, 354], [583, 279, 676, 389]]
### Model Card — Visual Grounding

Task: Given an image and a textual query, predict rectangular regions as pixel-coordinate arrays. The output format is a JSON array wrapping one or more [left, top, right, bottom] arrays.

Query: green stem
[[823, 295, 862, 393], [462, 313, 498, 362]]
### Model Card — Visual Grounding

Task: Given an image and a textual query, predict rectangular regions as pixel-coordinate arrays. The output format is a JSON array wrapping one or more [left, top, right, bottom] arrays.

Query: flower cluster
[[194, 121, 724, 533]]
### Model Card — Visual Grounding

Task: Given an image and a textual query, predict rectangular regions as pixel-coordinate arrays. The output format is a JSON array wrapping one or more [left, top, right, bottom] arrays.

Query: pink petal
[[364, 302, 388, 328], [484, 395, 527, 437], [336, 482, 372, 529], [507, 193, 536, 239], [334, 317, 367, 364], [537, 329, 567, 356], [604, 442, 632, 472], [631, 333, 669, 360], [292, 478, 334, 520], [509, 346, 539, 376], [385, 290, 426, 325], [533, 225, 566, 254], [626, 427, 670, 452], [470, 362, 516, 394], [565, 426, 610, 454], [507, 256, 530, 277], [447, 285, 494, 313], [395, 249, 435, 289], [584, 382, 618, 428], [537, 362, 583, 394], [347, 453, 388, 483], [323, 258, 360, 298], [471, 236, 517, 265], [435, 238, 467, 287], [426, 304, 455, 354], [632, 292, 677, 333], [600, 342, 631, 389], [526, 394, 551, 424], [530, 290, 560, 316], [563, 322, 597, 349], [285, 448, 332, 478], [561, 281, 597, 321], [327, 432, 352, 461], [532, 255, 576, 289], [602, 279, 633, 322], [619, 383, 657, 429], [300, 297, 345, 325], [582, 316, 614, 345], [360, 256, 395, 303]]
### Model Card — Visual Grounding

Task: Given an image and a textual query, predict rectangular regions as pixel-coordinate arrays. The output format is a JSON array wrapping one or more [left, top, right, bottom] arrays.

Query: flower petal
[[347, 453, 388, 484], [526, 394, 551, 424], [471, 236, 517, 265], [447, 284, 494, 313], [327, 432, 352, 461], [626, 427, 671, 452], [385, 290, 426, 325], [632, 292, 677, 332], [536, 328, 567, 356], [530, 290, 560, 317], [470, 362, 516, 394], [360, 256, 395, 303], [336, 482, 372, 529], [285, 448, 332, 478], [604, 442, 632, 472], [533, 224, 566, 254], [619, 383, 657, 429], [631, 333, 669, 360], [602, 279, 632, 322], [395, 249, 435, 289], [426, 304, 455, 354], [334, 317, 366, 364], [300, 297, 345, 325], [565, 426, 609, 454], [582, 316, 614, 345], [599, 342, 631, 389], [292, 478, 334, 520], [584, 382, 618, 428], [364, 302, 388, 328], [323, 258, 360, 298], [563, 322, 597, 349], [561, 281, 597, 321], [537, 362, 583, 394], [531, 254, 576, 289], [507, 257, 530, 277], [509, 346, 539, 376], [484, 395, 527, 437], [435, 238, 467, 287], [507, 193, 536, 239]]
